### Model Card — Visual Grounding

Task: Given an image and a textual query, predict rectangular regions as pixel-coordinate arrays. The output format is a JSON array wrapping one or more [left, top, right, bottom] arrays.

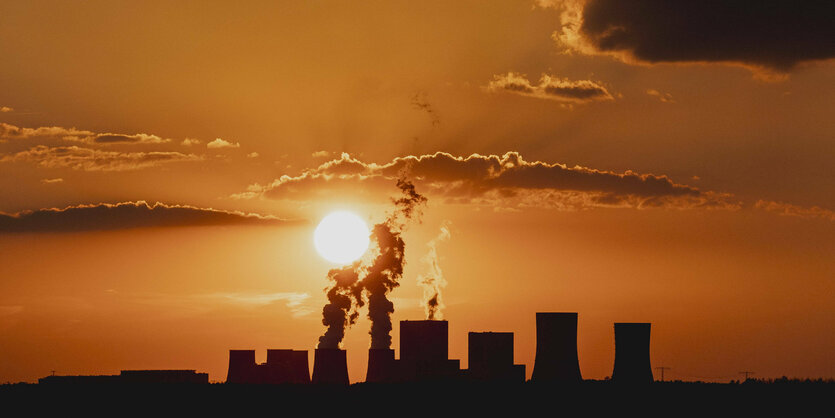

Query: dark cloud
[[241, 152, 737, 211], [0, 201, 291, 233], [553, 0, 835, 74], [0, 145, 201, 171], [486, 72, 613, 102]]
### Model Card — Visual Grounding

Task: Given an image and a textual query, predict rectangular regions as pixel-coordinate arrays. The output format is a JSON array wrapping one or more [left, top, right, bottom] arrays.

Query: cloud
[[754, 200, 835, 221], [549, 0, 835, 76], [0, 201, 293, 233], [0, 122, 170, 144], [0, 106, 13, 113], [646, 89, 675, 103], [206, 138, 240, 149], [181, 138, 201, 146], [486, 72, 614, 103], [90, 133, 169, 144], [239, 151, 737, 211], [40, 178, 64, 184], [311, 150, 330, 158], [0, 122, 94, 142], [0, 145, 202, 171], [247, 152, 260, 158]]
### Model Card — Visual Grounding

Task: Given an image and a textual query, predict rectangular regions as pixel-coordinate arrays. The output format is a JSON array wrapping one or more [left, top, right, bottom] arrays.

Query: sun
[[314, 211, 371, 264]]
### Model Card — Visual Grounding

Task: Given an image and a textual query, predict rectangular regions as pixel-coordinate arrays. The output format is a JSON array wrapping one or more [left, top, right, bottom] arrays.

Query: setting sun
[[313, 211, 370, 264]]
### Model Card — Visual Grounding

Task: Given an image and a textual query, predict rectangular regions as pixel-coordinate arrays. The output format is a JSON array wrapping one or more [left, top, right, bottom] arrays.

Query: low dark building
[[467, 332, 525, 382], [39, 370, 208, 384], [396, 320, 461, 382], [226, 349, 311, 384]]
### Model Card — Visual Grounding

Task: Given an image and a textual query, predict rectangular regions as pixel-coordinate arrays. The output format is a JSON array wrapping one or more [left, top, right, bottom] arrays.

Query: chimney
[[531, 312, 583, 383], [312, 348, 350, 385], [612, 323, 653, 383], [468, 332, 525, 382], [226, 349, 257, 384], [366, 348, 396, 383]]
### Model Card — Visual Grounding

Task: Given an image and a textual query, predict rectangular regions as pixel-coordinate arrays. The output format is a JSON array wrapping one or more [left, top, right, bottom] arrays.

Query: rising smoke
[[317, 178, 427, 349], [417, 221, 451, 320]]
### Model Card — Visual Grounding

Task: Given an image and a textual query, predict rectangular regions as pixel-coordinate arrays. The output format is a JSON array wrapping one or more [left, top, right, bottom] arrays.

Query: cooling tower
[[531, 312, 582, 383], [291, 350, 311, 384], [612, 323, 653, 383], [312, 348, 349, 385], [226, 350, 256, 384], [366, 348, 396, 383]]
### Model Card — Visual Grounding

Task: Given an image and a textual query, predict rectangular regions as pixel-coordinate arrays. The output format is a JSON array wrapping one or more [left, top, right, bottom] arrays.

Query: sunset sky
[[1, 1, 833, 383]]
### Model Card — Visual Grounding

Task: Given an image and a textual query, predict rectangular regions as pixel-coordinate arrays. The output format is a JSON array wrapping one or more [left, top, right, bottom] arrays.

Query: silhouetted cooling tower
[[312, 348, 349, 385], [366, 348, 395, 383], [227, 349, 256, 384], [531, 312, 583, 383], [468, 332, 526, 382], [291, 350, 311, 384], [612, 323, 653, 383], [399, 320, 460, 381]]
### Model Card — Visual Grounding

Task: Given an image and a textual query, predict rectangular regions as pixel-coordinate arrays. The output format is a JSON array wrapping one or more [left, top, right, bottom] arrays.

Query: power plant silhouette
[[225, 312, 654, 384]]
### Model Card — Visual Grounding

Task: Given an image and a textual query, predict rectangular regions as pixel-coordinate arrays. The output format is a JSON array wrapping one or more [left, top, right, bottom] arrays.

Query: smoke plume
[[317, 178, 427, 349], [317, 264, 363, 349], [418, 221, 451, 320]]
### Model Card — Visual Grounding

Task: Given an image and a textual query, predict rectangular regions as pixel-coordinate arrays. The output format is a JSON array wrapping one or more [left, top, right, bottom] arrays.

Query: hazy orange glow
[[0, 1, 832, 384]]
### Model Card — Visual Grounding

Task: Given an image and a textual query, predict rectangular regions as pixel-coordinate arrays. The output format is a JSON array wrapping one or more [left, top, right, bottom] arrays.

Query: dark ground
[[1, 379, 831, 416]]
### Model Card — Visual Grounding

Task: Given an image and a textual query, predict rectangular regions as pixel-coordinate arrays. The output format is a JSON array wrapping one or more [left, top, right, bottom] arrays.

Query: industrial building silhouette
[[225, 312, 654, 385]]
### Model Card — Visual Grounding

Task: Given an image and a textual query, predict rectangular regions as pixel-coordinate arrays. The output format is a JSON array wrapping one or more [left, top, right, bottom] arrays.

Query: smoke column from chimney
[[318, 265, 362, 349], [316, 177, 427, 349], [418, 221, 451, 320]]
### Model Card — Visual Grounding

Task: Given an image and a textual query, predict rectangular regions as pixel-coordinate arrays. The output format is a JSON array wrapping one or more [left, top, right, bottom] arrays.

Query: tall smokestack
[[366, 348, 396, 383], [531, 312, 583, 383], [612, 323, 653, 383], [226, 350, 256, 384], [312, 348, 350, 385]]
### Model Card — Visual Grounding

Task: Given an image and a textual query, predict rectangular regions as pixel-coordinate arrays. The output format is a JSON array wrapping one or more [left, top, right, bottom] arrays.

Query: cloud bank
[[0, 145, 201, 171], [237, 151, 736, 211], [0, 201, 290, 233], [0, 123, 170, 144], [549, 0, 835, 75]]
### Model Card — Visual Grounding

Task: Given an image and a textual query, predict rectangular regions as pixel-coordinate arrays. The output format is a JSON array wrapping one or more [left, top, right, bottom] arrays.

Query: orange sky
[[0, 1, 833, 383]]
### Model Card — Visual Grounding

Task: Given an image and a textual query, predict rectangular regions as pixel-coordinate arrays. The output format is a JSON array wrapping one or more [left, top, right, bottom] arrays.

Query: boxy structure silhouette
[[531, 312, 583, 383], [612, 323, 653, 383], [397, 320, 461, 382], [226, 349, 310, 384], [467, 332, 525, 382]]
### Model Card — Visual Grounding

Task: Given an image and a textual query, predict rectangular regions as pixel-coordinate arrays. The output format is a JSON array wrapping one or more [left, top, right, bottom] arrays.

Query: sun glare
[[314, 211, 370, 264]]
